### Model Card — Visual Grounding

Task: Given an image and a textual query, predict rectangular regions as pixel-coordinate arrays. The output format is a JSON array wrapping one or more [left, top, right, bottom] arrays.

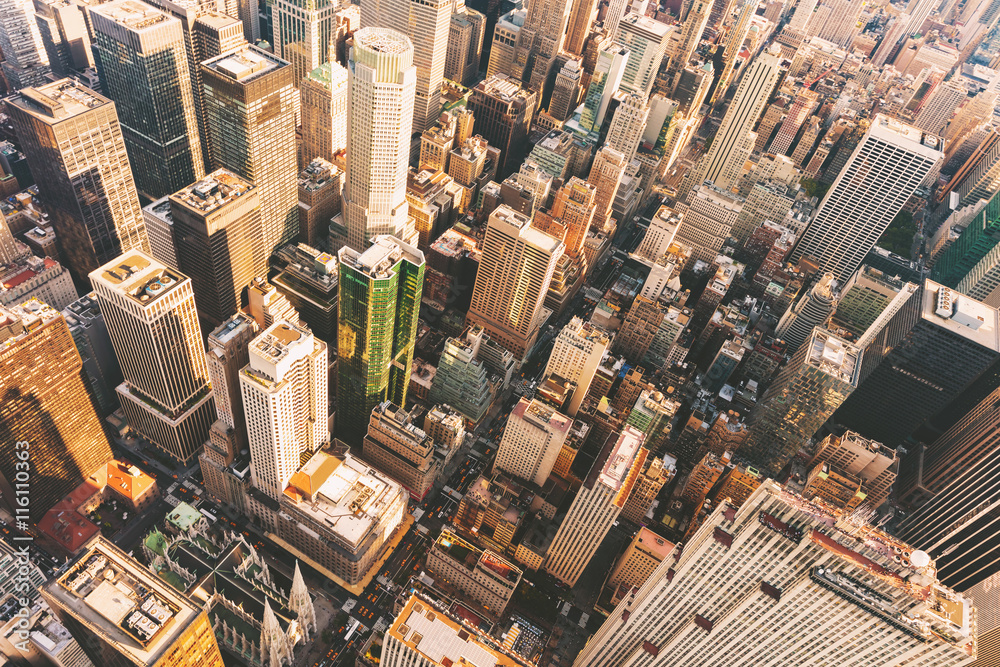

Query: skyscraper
[[565, 0, 597, 55], [588, 146, 629, 231], [933, 191, 1000, 306], [832, 282, 1000, 448], [201, 45, 298, 254], [467, 74, 537, 178], [91, 252, 215, 464], [0, 298, 112, 523], [342, 27, 418, 252], [360, 0, 452, 132], [272, 0, 338, 83], [578, 45, 630, 133], [467, 205, 564, 359], [494, 397, 573, 486], [694, 51, 782, 193], [774, 272, 838, 352], [363, 401, 439, 501], [914, 79, 968, 136], [742, 328, 861, 476], [0, 0, 51, 89], [768, 89, 818, 156], [445, 2, 486, 86], [241, 320, 328, 501], [806, 430, 899, 509], [790, 115, 943, 283], [299, 61, 349, 164], [709, 0, 755, 103], [549, 58, 583, 121], [168, 170, 264, 327], [545, 316, 611, 415], [544, 425, 647, 586], [337, 235, 424, 443], [572, 481, 976, 667], [615, 12, 673, 98], [5, 79, 148, 285], [41, 538, 226, 667], [91, 1, 205, 200], [665, 0, 709, 93], [606, 91, 649, 162]]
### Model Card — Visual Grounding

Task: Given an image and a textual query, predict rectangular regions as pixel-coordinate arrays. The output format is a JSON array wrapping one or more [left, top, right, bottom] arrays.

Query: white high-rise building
[[572, 480, 976, 667], [579, 45, 631, 132], [493, 397, 573, 486], [90, 251, 215, 465], [545, 425, 647, 586], [914, 79, 968, 136], [241, 320, 328, 501], [0, 0, 51, 89], [545, 316, 611, 415], [692, 51, 782, 193], [615, 13, 672, 98], [606, 91, 650, 163], [361, 0, 452, 133], [342, 27, 418, 251], [790, 114, 943, 282], [788, 0, 819, 31]]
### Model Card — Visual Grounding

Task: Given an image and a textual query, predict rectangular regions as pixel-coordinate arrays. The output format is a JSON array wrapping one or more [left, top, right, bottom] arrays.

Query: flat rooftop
[[9, 79, 108, 120], [91, 1, 172, 31], [170, 169, 253, 215], [388, 594, 527, 667], [248, 320, 309, 366], [93, 253, 187, 307], [339, 235, 424, 279], [598, 425, 645, 492], [209, 313, 254, 346], [0, 298, 61, 351], [806, 329, 860, 384], [203, 45, 285, 82], [923, 280, 1000, 351], [45, 538, 202, 666]]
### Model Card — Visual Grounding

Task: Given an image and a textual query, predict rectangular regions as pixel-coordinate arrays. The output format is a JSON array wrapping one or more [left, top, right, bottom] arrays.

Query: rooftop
[[806, 329, 860, 384], [299, 158, 341, 192], [93, 253, 187, 307], [91, 1, 171, 31], [923, 280, 1000, 351], [170, 169, 253, 215], [203, 45, 285, 82], [598, 425, 646, 494], [512, 397, 572, 434], [339, 235, 424, 279], [0, 298, 61, 350], [9, 79, 107, 120], [209, 313, 254, 346], [46, 538, 202, 665]]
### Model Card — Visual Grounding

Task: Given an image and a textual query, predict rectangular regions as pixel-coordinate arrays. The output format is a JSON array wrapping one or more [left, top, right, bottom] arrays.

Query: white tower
[[342, 27, 418, 251], [287, 561, 316, 641]]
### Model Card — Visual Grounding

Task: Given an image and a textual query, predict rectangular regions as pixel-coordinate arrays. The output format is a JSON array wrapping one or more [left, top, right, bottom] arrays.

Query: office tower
[[606, 92, 649, 163], [426, 529, 523, 618], [579, 45, 630, 133], [247, 276, 301, 330], [565, 0, 597, 55], [676, 185, 743, 265], [337, 235, 424, 443], [42, 538, 226, 667], [790, 115, 942, 283], [0, 299, 111, 523], [494, 397, 572, 486], [791, 117, 822, 167], [549, 58, 582, 121], [573, 480, 976, 667], [895, 385, 1000, 589], [446, 1, 486, 86], [775, 272, 838, 352], [768, 90, 818, 156], [342, 28, 418, 252], [0, 255, 76, 311], [360, 0, 451, 133], [201, 46, 298, 254], [0, 0, 51, 89], [513, 0, 573, 91], [588, 146, 629, 231], [91, 252, 215, 464], [806, 430, 898, 508], [429, 334, 497, 425], [467, 74, 537, 178], [621, 449, 675, 522], [299, 62, 349, 165], [732, 181, 795, 243], [34, 0, 94, 75], [91, 2, 204, 200], [710, 0, 755, 103], [945, 88, 997, 149], [168, 170, 264, 328], [696, 52, 782, 193], [384, 593, 528, 666], [467, 206, 563, 359], [63, 293, 124, 418], [933, 193, 1000, 306], [832, 266, 918, 343], [5, 80, 148, 285], [296, 158, 343, 247], [544, 425, 647, 586], [545, 317, 610, 416], [142, 199, 179, 270], [550, 177, 597, 262], [200, 313, 255, 496], [272, 0, 337, 83], [603, 528, 674, 605], [674, 62, 712, 116], [485, 6, 524, 80], [363, 401, 438, 501], [743, 328, 860, 476], [914, 79, 967, 136], [241, 320, 327, 501], [665, 0, 709, 93], [939, 129, 1000, 209], [615, 13, 672, 98], [833, 282, 1000, 448]]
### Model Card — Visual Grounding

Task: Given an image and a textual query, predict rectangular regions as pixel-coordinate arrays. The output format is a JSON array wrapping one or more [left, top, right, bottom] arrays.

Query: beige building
[[675, 185, 744, 266], [544, 317, 610, 416], [91, 252, 214, 465], [299, 62, 348, 165], [588, 147, 628, 232], [604, 527, 674, 607], [297, 158, 343, 247], [805, 430, 898, 508], [363, 401, 439, 501], [467, 205, 563, 359], [494, 397, 573, 487], [426, 528, 523, 618]]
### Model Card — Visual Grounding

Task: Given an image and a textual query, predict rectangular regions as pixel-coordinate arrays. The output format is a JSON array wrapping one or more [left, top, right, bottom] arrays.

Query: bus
[[343, 618, 361, 642]]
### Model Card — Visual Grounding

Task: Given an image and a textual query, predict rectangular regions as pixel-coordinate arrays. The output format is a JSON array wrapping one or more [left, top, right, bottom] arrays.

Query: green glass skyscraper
[[337, 235, 425, 444], [932, 189, 1000, 306]]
